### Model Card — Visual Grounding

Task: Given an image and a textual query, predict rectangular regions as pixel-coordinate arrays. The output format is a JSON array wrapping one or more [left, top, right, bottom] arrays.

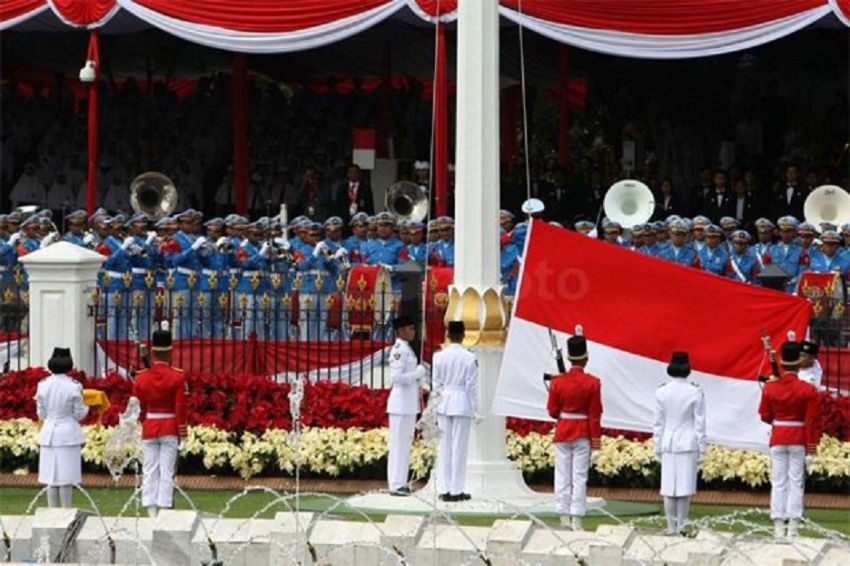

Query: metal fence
[[88, 269, 449, 388], [0, 268, 29, 372]]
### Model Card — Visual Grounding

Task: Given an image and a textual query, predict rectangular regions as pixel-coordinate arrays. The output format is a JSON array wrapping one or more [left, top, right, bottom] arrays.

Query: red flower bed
[[1, 368, 846, 439]]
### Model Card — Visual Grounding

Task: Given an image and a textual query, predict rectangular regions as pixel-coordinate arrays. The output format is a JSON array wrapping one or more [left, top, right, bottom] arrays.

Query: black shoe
[[397, 486, 412, 494], [439, 493, 451, 501], [390, 489, 410, 497], [457, 493, 471, 501]]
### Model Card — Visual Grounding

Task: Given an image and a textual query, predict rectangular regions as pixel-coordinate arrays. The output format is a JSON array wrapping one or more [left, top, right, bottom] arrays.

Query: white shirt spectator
[[10, 170, 46, 207]]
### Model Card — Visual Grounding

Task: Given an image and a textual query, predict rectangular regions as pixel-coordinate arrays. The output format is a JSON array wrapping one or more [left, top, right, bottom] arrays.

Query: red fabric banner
[[0, 0, 43, 21], [132, 0, 393, 32], [501, 0, 825, 35], [414, 0, 458, 17], [232, 53, 248, 215], [515, 221, 812, 380], [433, 21, 449, 216], [51, 0, 115, 25], [99, 338, 389, 375], [85, 32, 100, 215]]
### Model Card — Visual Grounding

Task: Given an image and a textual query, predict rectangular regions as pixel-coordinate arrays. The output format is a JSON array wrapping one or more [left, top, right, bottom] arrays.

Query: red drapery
[[433, 21, 448, 217], [0, 0, 43, 21], [232, 53, 248, 214], [51, 0, 115, 24], [500, 0, 826, 34], [131, 0, 393, 32], [85, 32, 100, 215], [99, 338, 389, 375], [414, 0, 458, 17]]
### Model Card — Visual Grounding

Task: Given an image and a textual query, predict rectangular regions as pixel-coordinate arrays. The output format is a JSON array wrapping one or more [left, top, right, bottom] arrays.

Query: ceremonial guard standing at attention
[[797, 341, 823, 390], [37, 347, 89, 508], [546, 332, 602, 531], [653, 352, 706, 535], [758, 341, 821, 538], [132, 324, 187, 517], [433, 321, 479, 502], [386, 315, 428, 496]]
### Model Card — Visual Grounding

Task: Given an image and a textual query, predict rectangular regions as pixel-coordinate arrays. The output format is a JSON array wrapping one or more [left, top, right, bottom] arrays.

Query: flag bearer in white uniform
[[653, 351, 706, 535], [433, 321, 478, 502], [797, 340, 823, 390], [759, 341, 821, 538], [386, 315, 428, 496], [37, 347, 89, 508]]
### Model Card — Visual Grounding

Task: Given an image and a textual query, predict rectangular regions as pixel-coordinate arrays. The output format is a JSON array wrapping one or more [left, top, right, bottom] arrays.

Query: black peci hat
[[781, 341, 801, 366], [800, 340, 819, 358], [392, 315, 415, 330], [567, 336, 588, 362], [47, 347, 73, 374], [447, 321, 465, 334], [667, 351, 691, 378]]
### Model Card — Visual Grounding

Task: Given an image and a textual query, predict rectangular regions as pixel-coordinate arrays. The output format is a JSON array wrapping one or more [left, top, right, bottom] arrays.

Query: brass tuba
[[129, 172, 178, 221], [385, 181, 429, 222], [804, 185, 850, 230], [602, 179, 655, 229]]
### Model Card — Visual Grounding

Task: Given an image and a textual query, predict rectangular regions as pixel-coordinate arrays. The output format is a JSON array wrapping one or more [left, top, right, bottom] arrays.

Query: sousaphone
[[603, 179, 655, 228], [129, 172, 178, 221], [803, 185, 850, 231]]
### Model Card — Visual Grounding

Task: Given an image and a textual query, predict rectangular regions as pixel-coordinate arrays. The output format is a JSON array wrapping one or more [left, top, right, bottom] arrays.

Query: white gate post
[[19, 242, 105, 375]]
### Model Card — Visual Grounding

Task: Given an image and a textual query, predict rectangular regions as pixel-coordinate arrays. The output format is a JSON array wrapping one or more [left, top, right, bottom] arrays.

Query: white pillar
[[448, 0, 539, 500], [19, 242, 104, 375]]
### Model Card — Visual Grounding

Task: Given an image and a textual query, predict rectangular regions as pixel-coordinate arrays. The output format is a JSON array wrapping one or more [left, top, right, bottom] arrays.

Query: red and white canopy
[[2, 0, 847, 58]]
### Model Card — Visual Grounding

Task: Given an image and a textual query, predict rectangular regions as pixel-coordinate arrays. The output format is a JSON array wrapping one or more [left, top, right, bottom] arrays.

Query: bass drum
[[345, 264, 395, 335]]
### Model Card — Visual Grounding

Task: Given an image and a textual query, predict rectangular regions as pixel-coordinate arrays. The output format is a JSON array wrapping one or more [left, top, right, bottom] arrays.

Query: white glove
[[333, 247, 349, 260], [40, 232, 58, 248], [259, 242, 271, 257], [8, 232, 21, 245], [128, 244, 143, 256], [380, 263, 395, 272], [414, 364, 428, 380], [121, 236, 135, 251], [215, 237, 229, 248], [312, 241, 328, 257], [240, 239, 249, 248], [82, 233, 95, 245], [273, 237, 291, 251], [145, 231, 157, 246], [419, 376, 431, 392], [191, 236, 207, 251]]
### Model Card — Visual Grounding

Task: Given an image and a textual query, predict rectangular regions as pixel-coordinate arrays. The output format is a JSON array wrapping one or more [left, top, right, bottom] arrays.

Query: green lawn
[[1, 487, 847, 537]]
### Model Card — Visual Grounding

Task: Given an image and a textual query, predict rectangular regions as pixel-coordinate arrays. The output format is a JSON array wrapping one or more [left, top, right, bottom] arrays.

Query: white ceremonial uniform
[[36, 374, 89, 486], [653, 378, 706, 533], [433, 343, 478, 496], [798, 360, 822, 390], [386, 337, 423, 491]]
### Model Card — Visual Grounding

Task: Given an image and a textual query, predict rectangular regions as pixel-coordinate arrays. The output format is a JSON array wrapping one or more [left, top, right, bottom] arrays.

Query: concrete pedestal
[[19, 242, 104, 374]]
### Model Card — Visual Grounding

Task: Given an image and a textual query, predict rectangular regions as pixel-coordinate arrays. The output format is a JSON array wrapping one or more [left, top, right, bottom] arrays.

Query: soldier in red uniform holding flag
[[546, 331, 603, 531], [758, 341, 821, 539], [132, 323, 187, 517]]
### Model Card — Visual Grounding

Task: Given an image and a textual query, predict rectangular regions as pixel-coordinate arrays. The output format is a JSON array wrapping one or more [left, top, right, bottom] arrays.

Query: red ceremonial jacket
[[546, 366, 602, 444], [758, 371, 820, 452], [132, 362, 187, 439]]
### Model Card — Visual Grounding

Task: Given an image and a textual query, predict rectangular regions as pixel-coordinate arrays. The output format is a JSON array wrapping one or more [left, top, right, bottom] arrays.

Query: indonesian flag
[[352, 129, 376, 171], [493, 220, 812, 451]]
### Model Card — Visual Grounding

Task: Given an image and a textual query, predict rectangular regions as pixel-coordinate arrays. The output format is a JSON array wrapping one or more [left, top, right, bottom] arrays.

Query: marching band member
[[167, 210, 205, 339], [546, 332, 602, 531], [433, 321, 478, 502], [386, 315, 428, 496], [235, 220, 272, 338], [763, 216, 808, 292], [797, 222, 819, 255], [63, 210, 88, 247], [37, 347, 89, 508], [132, 324, 187, 517], [657, 220, 700, 268], [96, 216, 133, 339], [500, 228, 520, 296], [698, 225, 729, 276], [499, 209, 515, 234], [15, 215, 41, 257], [719, 217, 741, 254], [573, 220, 595, 238], [807, 231, 850, 277], [653, 352, 706, 535], [797, 340, 823, 390], [199, 217, 233, 338], [759, 341, 821, 538], [399, 221, 428, 264], [753, 218, 775, 267], [343, 212, 370, 264], [726, 230, 760, 283], [691, 216, 710, 253]]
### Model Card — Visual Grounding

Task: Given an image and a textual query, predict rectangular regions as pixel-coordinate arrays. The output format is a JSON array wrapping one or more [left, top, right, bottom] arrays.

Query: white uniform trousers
[[770, 445, 806, 520], [437, 415, 471, 495], [143, 435, 179, 508], [387, 414, 416, 490], [554, 439, 591, 516]]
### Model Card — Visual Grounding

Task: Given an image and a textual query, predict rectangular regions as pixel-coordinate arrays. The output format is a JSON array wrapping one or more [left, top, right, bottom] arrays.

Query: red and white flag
[[352, 128, 376, 171], [493, 220, 812, 450]]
